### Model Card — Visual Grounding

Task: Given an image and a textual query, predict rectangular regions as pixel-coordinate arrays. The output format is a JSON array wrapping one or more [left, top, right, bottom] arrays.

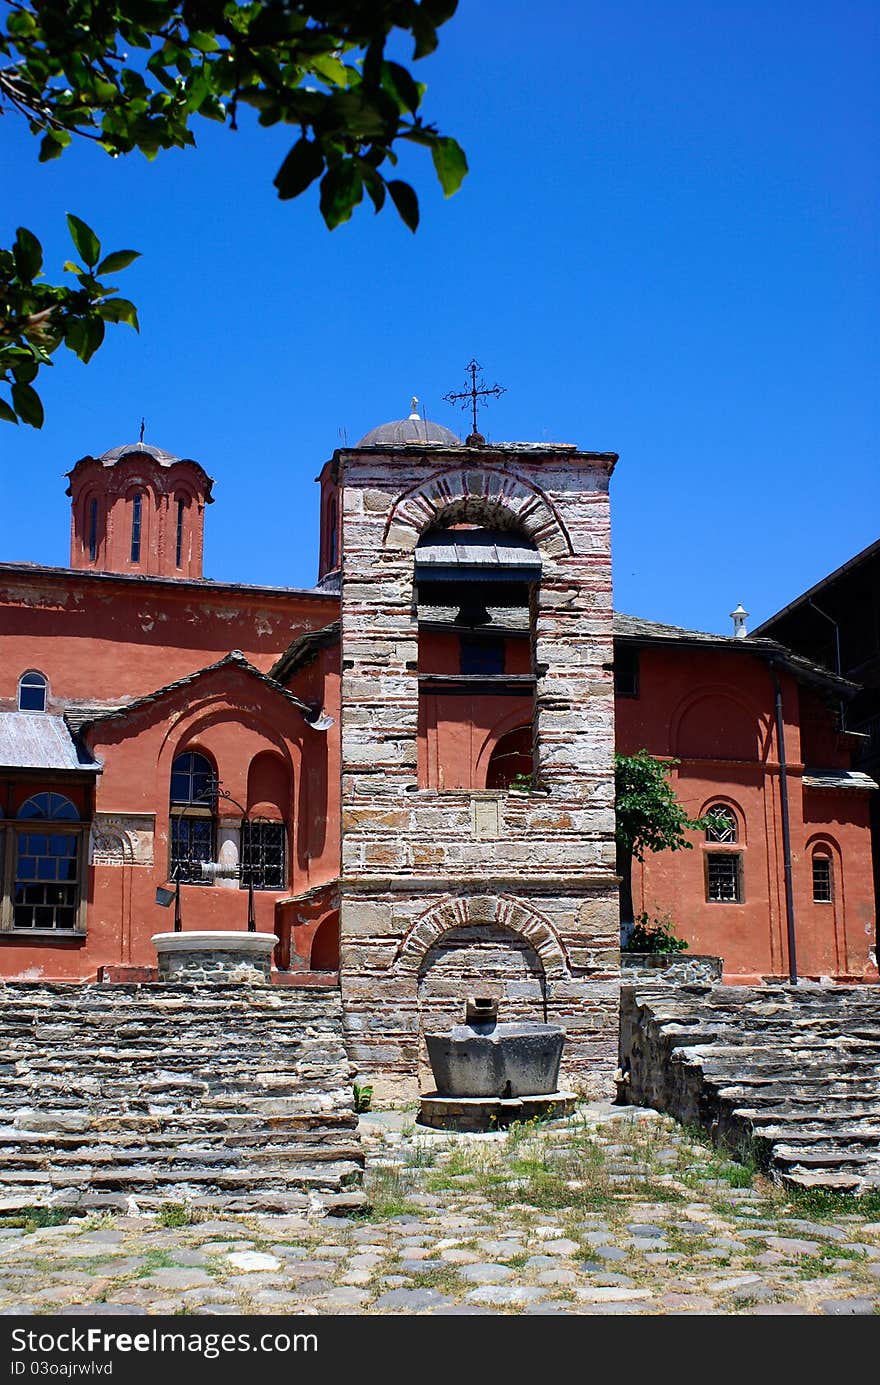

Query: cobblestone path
[[1, 1104, 878, 1316]]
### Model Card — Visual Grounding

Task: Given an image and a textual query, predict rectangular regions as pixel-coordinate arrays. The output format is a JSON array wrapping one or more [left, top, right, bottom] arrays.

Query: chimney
[[730, 603, 749, 639]]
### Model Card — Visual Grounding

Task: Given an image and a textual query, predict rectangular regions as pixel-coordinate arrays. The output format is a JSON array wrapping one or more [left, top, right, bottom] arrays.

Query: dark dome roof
[[358, 399, 459, 448], [97, 442, 183, 467]]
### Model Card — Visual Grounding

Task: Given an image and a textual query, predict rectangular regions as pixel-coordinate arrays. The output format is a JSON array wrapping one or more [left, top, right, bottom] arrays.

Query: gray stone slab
[[373, 1288, 451, 1311], [820, 1298, 877, 1315]]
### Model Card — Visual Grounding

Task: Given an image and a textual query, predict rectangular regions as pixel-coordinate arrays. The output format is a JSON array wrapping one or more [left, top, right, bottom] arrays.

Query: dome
[[357, 398, 460, 448], [97, 442, 182, 467]]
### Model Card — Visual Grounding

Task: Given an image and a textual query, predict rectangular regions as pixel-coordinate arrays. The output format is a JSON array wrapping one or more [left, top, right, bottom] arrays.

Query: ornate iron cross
[[443, 359, 506, 443]]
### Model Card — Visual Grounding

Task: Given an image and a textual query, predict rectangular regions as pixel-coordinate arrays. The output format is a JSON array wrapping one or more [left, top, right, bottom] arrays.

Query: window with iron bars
[[812, 853, 833, 903], [707, 852, 741, 903], [239, 820, 286, 891]]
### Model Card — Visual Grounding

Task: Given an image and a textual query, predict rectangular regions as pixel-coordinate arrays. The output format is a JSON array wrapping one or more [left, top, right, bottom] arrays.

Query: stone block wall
[[336, 443, 620, 1100]]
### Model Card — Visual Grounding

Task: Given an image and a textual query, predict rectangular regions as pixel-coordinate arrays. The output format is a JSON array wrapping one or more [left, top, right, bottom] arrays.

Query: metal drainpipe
[[808, 599, 846, 731], [772, 662, 798, 984]]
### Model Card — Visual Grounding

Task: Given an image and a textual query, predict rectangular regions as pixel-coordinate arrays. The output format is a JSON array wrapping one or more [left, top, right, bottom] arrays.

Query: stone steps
[[0, 981, 365, 1213], [620, 982, 880, 1193]]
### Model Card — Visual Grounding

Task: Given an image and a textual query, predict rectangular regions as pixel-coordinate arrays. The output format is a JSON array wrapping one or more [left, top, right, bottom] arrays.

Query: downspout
[[771, 661, 798, 984]]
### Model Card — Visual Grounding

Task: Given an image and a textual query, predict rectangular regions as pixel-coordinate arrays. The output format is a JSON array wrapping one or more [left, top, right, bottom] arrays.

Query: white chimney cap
[[730, 603, 749, 638]]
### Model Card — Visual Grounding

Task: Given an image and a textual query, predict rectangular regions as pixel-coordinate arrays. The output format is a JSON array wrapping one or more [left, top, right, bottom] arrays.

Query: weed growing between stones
[[157, 1201, 198, 1228], [135, 1249, 174, 1277], [360, 1164, 422, 1220], [0, 1207, 72, 1231], [778, 1186, 880, 1222]]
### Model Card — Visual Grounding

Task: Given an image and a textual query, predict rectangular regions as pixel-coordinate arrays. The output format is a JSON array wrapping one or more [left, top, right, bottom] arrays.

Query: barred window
[[706, 805, 737, 843], [812, 854, 833, 903], [240, 820, 286, 891], [170, 751, 215, 884], [707, 853, 741, 903]]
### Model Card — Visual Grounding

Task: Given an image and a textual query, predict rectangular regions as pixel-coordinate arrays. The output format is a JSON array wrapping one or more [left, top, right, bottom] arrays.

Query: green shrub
[[623, 911, 689, 953]]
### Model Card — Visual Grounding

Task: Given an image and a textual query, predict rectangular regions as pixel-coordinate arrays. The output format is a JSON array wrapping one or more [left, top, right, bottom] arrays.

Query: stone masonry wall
[[337, 444, 620, 1101]]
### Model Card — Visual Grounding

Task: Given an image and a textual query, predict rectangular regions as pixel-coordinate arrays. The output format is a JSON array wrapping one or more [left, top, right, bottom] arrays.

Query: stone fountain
[[418, 997, 577, 1131]]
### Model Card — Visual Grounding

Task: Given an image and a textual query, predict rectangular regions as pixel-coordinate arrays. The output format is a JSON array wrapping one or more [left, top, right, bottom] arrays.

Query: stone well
[[152, 931, 278, 984]]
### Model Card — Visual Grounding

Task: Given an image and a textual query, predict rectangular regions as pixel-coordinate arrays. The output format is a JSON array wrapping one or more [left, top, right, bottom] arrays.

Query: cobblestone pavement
[[1, 1103, 879, 1317]]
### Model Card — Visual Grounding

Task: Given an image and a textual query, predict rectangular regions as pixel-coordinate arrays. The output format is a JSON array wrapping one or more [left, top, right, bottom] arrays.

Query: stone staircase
[[620, 983, 880, 1192], [0, 982, 365, 1214]]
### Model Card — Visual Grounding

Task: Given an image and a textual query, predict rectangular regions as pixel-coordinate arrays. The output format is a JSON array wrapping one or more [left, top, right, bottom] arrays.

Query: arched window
[[18, 671, 48, 713], [175, 495, 186, 568], [704, 804, 743, 903], [87, 497, 99, 562], [169, 751, 216, 884], [705, 805, 737, 843], [812, 851, 833, 903], [130, 493, 143, 563], [10, 793, 82, 931], [327, 496, 338, 571]]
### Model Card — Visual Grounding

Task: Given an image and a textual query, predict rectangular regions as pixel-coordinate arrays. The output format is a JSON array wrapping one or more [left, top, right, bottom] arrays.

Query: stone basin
[[425, 1021, 565, 1098]]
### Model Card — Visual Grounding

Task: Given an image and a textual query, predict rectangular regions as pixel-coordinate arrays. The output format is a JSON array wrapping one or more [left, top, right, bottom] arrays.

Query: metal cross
[[443, 359, 505, 443], [138, 417, 145, 444]]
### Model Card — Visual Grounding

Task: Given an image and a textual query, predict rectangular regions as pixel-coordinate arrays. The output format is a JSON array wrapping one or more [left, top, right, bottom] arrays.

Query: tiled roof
[[269, 623, 341, 684], [0, 713, 100, 772], [802, 769, 878, 792], [613, 612, 859, 695]]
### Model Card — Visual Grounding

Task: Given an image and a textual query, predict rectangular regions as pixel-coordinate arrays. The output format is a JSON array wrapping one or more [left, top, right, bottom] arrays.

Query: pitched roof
[[0, 713, 100, 772], [269, 622, 341, 684], [65, 651, 315, 736], [752, 537, 880, 635], [612, 612, 859, 696]]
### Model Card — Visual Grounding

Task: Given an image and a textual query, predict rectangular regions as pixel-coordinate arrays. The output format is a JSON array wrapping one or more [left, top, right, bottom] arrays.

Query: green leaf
[[66, 215, 101, 270], [11, 354, 39, 385], [39, 129, 71, 163], [98, 299, 140, 330], [96, 250, 141, 275], [0, 397, 19, 425], [80, 317, 106, 363], [387, 180, 419, 232], [11, 382, 44, 429], [319, 161, 364, 230], [274, 139, 325, 201], [382, 61, 421, 114], [430, 137, 468, 196], [13, 228, 43, 282]]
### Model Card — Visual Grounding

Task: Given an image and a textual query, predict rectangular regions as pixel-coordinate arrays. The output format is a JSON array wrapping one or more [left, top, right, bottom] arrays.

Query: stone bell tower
[[333, 403, 620, 1101]]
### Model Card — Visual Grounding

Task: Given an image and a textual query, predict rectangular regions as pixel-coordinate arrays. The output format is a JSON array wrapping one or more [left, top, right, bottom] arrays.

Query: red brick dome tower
[[65, 442, 214, 579]]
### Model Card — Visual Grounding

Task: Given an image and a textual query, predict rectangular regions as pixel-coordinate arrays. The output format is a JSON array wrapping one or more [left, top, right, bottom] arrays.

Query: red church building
[[0, 418, 875, 1004]]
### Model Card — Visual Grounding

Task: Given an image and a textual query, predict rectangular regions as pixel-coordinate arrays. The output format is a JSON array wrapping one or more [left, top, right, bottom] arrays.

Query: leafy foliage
[[615, 750, 710, 862], [615, 750, 714, 924], [622, 910, 689, 954], [0, 1, 466, 424], [0, 216, 140, 426], [0, 1, 466, 229]]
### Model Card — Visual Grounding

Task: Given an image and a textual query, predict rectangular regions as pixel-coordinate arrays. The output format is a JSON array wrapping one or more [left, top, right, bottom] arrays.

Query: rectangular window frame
[[130, 494, 142, 564], [0, 819, 88, 936], [613, 648, 640, 698], [169, 808, 215, 886], [705, 850, 743, 904], [812, 854, 833, 903], [239, 819, 287, 892]]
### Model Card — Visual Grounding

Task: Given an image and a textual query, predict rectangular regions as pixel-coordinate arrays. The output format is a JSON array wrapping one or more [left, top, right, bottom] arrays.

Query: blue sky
[[2, 1, 877, 633]]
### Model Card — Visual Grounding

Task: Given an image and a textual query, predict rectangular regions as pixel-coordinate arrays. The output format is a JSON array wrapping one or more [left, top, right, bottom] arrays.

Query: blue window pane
[[16, 857, 36, 880]]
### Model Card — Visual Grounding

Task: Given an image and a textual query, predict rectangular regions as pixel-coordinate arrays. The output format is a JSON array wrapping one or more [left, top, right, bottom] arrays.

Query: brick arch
[[395, 893, 569, 978], [384, 466, 572, 558]]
